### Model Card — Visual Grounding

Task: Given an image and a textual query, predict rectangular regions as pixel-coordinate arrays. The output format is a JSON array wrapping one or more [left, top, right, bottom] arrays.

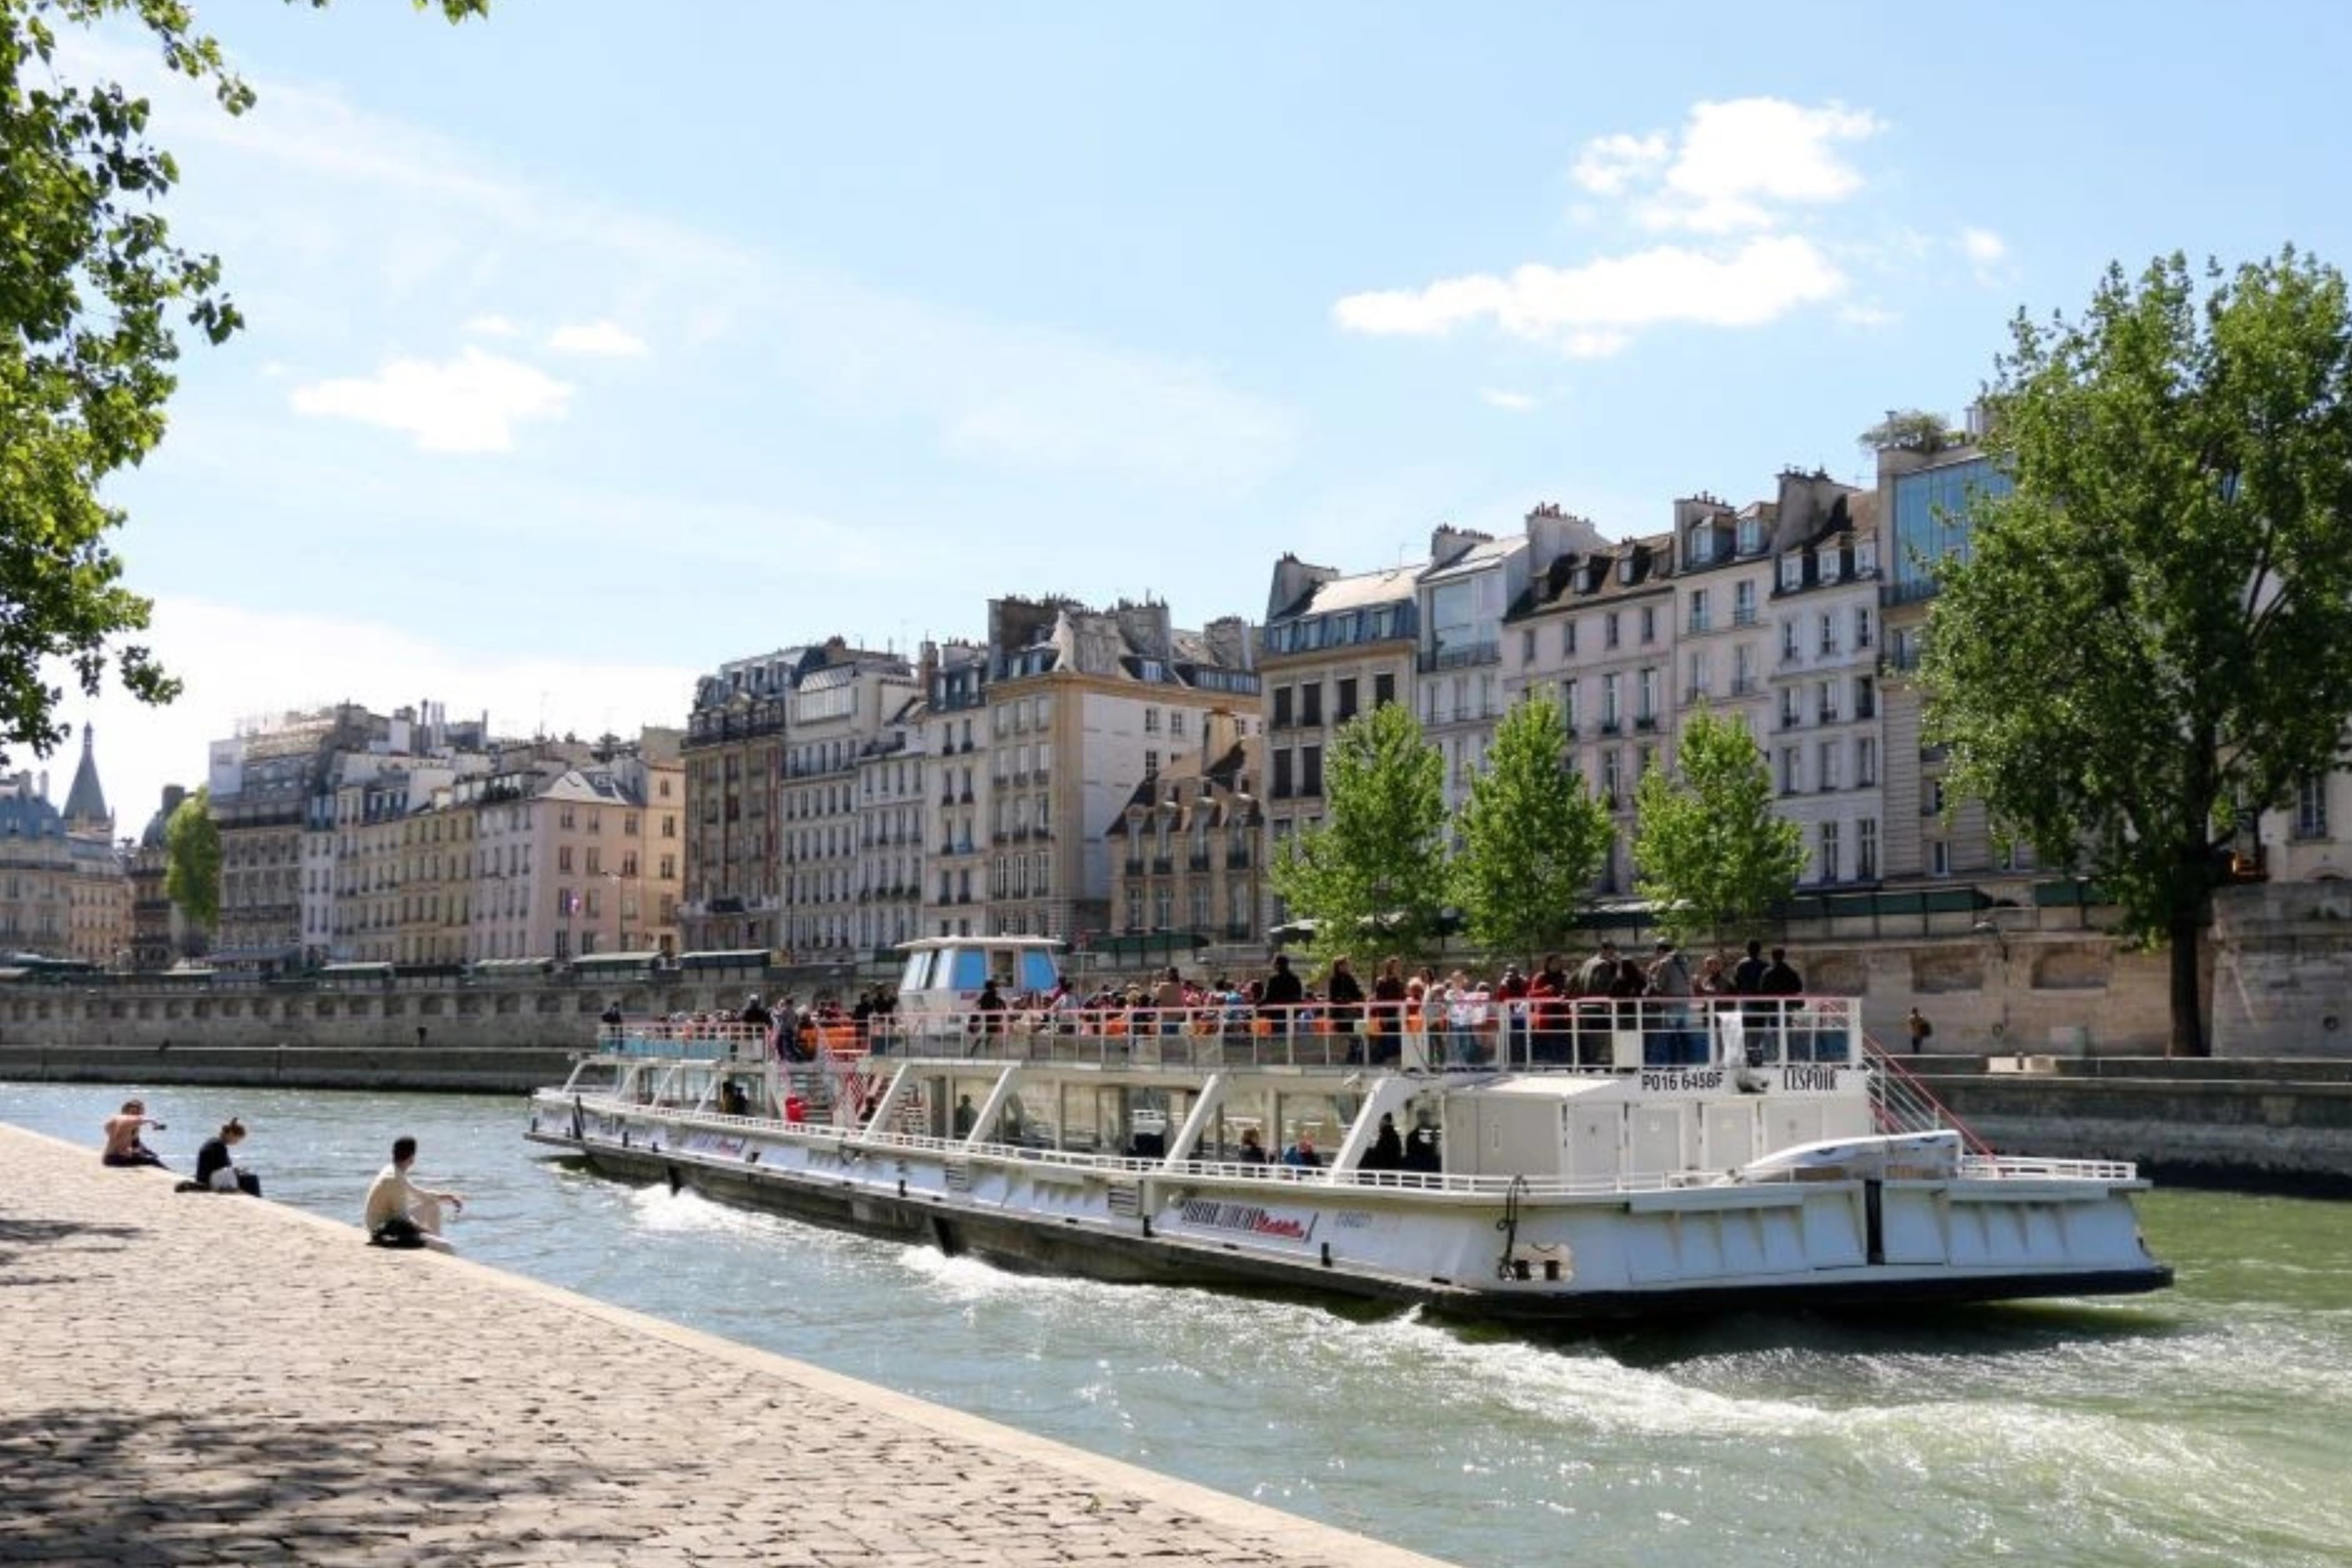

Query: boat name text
[[1178, 1199, 1319, 1243]]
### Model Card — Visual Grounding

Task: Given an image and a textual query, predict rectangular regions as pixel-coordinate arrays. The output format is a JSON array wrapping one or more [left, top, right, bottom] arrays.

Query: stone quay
[[0, 1125, 1453, 1568]]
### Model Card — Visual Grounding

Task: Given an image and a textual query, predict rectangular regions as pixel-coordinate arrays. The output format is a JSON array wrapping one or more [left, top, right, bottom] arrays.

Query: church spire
[[62, 721, 111, 835]]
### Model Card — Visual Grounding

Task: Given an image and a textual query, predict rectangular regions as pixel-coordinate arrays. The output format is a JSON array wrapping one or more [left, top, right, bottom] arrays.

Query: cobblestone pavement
[[0, 1127, 1454, 1567]]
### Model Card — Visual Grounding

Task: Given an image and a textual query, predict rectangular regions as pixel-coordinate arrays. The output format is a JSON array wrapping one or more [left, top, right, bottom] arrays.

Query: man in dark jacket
[[1258, 953, 1306, 1037], [1760, 947, 1805, 1060]]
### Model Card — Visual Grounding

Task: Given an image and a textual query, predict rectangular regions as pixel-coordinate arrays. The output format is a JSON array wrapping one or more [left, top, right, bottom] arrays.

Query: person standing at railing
[[1694, 953, 1735, 1063], [1324, 955, 1365, 1058], [1370, 956, 1407, 1065], [1495, 964, 1530, 1066], [1258, 953, 1305, 1041], [1150, 966, 1186, 1036], [1529, 955, 1570, 1065], [1647, 940, 1696, 1066], [1761, 947, 1805, 1062]]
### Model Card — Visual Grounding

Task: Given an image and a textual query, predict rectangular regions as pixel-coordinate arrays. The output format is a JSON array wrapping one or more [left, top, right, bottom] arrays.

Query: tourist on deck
[[1323, 956, 1366, 1052], [1647, 940, 1695, 1065], [1236, 1127, 1269, 1165], [1364, 1112, 1404, 1171], [1402, 1116, 1442, 1174], [773, 995, 806, 1062], [1258, 953, 1305, 1036], [1152, 966, 1187, 1036], [365, 1135, 463, 1250], [101, 1100, 167, 1168], [1282, 1134, 1322, 1169], [194, 1117, 260, 1196], [1762, 947, 1806, 1061], [975, 978, 1007, 1038], [1368, 956, 1407, 1065], [1530, 953, 1570, 1065]]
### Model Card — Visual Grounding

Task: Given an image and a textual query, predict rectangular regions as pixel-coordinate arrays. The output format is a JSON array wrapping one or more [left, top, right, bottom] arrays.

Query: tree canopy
[[1923, 249, 2352, 1055], [1632, 708, 1803, 951], [1857, 408, 1959, 454], [1269, 702, 1448, 960], [1451, 694, 1612, 965], [0, 0, 485, 766], [162, 782, 218, 931]]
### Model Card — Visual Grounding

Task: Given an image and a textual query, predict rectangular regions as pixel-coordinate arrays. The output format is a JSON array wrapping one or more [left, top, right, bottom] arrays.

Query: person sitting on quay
[[101, 1099, 168, 1168], [192, 1116, 261, 1196], [365, 1135, 464, 1250]]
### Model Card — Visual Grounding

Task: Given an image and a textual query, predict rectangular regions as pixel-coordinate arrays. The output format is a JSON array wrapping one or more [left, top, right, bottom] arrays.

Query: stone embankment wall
[[1922, 1058, 2352, 1195]]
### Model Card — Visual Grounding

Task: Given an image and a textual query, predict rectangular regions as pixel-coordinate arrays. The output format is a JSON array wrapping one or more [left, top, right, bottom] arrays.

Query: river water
[[5, 1079, 2347, 1568]]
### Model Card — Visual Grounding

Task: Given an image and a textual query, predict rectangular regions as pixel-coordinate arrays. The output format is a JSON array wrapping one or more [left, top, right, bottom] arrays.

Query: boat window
[[1018, 950, 1059, 995], [899, 949, 935, 993], [948, 949, 987, 992]]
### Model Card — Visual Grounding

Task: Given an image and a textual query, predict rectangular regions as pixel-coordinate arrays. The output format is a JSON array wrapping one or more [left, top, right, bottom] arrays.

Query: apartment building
[[852, 704, 926, 956], [0, 728, 126, 964], [1259, 555, 1420, 927], [1666, 492, 1770, 739], [780, 647, 917, 960], [1508, 532, 1679, 893], [129, 785, 187, 971], [1759, 470, 1885, 885], [916, 597, 1258, 942], [1105, 708, 1265, 946], [1875, 436, 2016, 881], [678, 648, 812, 953], [457, 741, 682, 963]]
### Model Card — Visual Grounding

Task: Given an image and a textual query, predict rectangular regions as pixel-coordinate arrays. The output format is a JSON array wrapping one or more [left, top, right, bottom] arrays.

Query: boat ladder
[[1864, 1037, 1995, 1156]]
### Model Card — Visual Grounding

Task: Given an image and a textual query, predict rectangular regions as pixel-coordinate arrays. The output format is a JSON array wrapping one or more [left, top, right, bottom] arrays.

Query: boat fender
[[1319, 1241, 1332, 1269], [1734, 1068, 1771, 1095], [570, 1096, 585, 1142], [666, 1163, 682, 1196]]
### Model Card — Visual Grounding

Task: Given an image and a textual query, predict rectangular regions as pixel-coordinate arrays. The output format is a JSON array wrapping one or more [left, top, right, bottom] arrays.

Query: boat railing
[[855, 996, 1867, 1075], [1962, 1153, 2140, 1182], [1864, 1038, 1997, 1154], [596, 1022, 768, 1060]]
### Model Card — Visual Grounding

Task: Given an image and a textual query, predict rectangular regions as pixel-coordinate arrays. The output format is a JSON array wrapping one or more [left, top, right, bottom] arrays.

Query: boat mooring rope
[[1494, 1174, 1529, 1281]]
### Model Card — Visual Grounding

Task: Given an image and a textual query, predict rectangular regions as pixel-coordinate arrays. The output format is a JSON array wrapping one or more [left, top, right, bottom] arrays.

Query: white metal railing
[[838, 996, 1867, 1075]]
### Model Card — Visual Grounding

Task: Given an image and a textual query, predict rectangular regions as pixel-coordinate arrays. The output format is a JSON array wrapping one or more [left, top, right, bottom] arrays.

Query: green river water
[[5, 1080, 2347, 1567]]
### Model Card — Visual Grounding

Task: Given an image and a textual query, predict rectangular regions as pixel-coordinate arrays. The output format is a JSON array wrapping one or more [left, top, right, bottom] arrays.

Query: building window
[[1738, 516, 1763, 555], [1858, 817, 1879, 878], [1602, 673, 1622, 729], [1605, 612, 1621, 650], [1336, 677, 1359, 724], [1857, 736, 1878, 788], [1144, 708, 1160, 734], [1819, 821, 1841, 882], [1560, 677, 1580, 735], [1520, 628, 1535, 663], [1780, 747, 1802, 795], [2298, 776, 2331, 839], [1272, 750, 1294, 799], [1301, 746, 1324, 797], [1818, 613, 1836, 655], [1301, 682, 1323, 727], [1640, 605, 1657, 644], [1819, 741, 1842, 791], [1781, 620, 1799, 662], [1733, 579, 1757, 626], [1688, 589, 1711, 634], [1272, 685, 1293, 728], [1562, 619, 1577, 657], [1854, 605, 1874, 649], [1931, 839, 1951, 877], [1601, 750, 1621, 808], [1636, 667, 1657, 723]]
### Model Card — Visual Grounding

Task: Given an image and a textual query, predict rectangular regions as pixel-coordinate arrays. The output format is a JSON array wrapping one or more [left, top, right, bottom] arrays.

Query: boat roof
[[894, 936, 1065, 953]]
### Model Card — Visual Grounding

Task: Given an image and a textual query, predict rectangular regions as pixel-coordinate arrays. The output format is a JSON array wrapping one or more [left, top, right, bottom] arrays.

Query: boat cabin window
[[899, 949, 939, 993], [948, 949, 990, 992]]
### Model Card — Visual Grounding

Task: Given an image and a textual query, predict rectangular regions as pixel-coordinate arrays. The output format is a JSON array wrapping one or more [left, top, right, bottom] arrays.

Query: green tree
[[1270, 702, 1448, 960], [1923, 249, 2352, 1056], [1451, 694, 1612, 965], [163, 782, 218, 931], [1632, 708, 1803, 950], [1857, 408, 1959, 454], [0, 0, 486, 764]]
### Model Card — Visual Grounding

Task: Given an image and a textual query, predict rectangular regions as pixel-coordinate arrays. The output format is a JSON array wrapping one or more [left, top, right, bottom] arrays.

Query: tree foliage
[[0, 0, 485, 765], [162, 782, 217, 930], [1270, 702, 1448, 960], [1857, 408, 1958, 454], [1632, 708, 1803, 950], [1922, 249, 2352, 1055], [1451, 694, 1612, 964]]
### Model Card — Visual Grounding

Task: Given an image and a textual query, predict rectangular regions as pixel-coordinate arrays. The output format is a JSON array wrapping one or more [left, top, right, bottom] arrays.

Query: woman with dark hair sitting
[[194, 1118, 262, 1196]]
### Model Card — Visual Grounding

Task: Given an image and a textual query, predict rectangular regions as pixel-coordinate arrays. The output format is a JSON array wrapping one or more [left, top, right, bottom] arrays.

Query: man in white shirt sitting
[[365, 1135, 464, 1250]]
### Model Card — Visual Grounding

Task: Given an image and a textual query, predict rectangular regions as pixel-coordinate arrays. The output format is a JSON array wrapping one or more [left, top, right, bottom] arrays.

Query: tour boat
[[524, 936, 2171, 1320]]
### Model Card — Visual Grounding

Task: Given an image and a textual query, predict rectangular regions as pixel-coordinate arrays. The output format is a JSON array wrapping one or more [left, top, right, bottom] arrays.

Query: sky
[[27, 0, 2352, 837]]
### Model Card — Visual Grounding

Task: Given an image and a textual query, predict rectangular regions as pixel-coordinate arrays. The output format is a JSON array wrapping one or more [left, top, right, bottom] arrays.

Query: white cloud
[[73, 597, 703, 846], [1573, 98, 1882, 234], [1838, 301, 1900, 328], [289, 347, 574, 452], [547, 319, 650, 358], [1480, 388, 1538, 412], [1960, 227, 2008, 265], [1335, 236, 1846, 357], [464, 313, 523, 338]]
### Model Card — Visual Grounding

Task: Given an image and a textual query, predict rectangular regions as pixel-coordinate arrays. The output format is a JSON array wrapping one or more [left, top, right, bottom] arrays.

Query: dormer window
[[1617, 553, 1639, 586], [1780, 555, 1805, 592], [1738, 517, 1764, 555], [1819, 550, 1842, 585]]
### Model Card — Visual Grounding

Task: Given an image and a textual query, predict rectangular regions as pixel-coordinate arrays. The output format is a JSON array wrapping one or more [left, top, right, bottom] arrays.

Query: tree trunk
[[2168, 909, 2208, 1058]]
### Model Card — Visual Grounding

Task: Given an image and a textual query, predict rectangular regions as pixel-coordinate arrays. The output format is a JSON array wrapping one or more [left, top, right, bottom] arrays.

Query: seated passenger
[[1236, 1127, 1269, 1164], [1282, 1135, 1321, 1169]]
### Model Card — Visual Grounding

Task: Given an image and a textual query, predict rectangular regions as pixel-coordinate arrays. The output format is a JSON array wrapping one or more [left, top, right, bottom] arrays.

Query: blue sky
[[49, 0, 2352, 834]]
